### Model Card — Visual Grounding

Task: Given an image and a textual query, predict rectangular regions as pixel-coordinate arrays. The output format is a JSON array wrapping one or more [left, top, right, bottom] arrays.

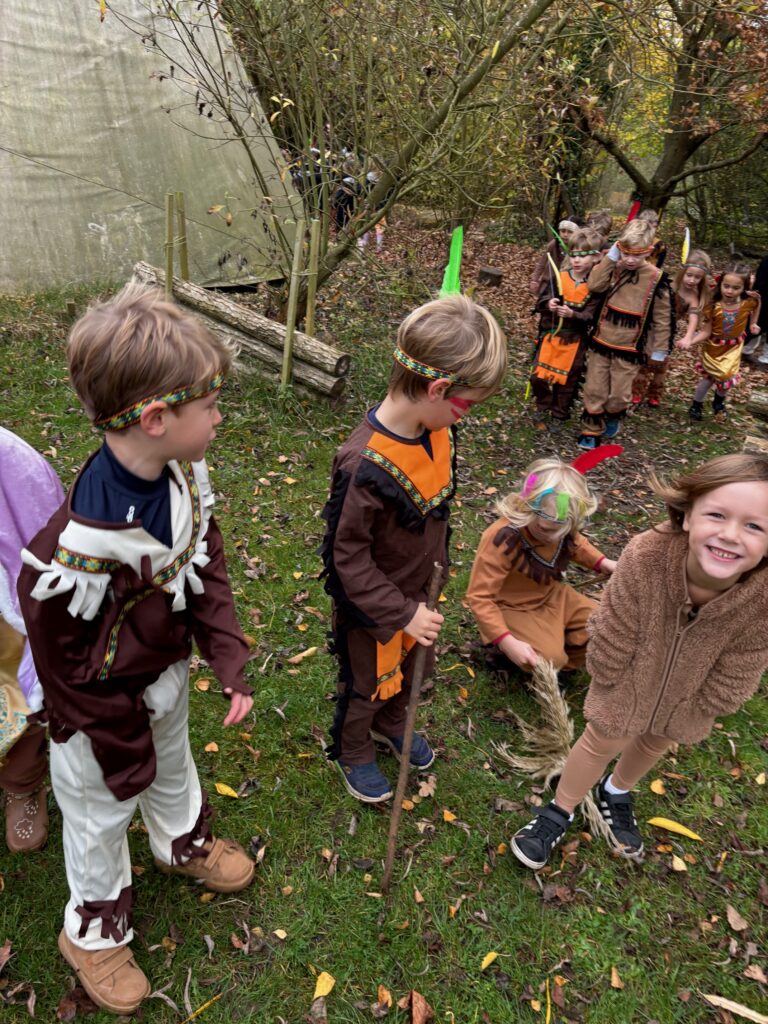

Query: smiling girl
[[511, 453, 768, 870]]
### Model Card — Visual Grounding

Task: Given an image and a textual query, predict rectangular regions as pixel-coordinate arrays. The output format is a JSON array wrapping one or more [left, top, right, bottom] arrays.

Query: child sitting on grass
[[321, 295, 507, 803], [511, 453, 768, 870], [466, 456, 616, 674], [18, 283, 255, 1016]]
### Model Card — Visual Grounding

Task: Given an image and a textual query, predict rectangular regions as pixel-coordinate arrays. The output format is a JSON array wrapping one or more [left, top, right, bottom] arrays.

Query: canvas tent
[[0, 1, 300, 292]]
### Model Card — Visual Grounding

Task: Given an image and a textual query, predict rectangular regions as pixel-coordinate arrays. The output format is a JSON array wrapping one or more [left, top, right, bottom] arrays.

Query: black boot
[[688, 400, 703, 421], [712, 393, 727, 422]]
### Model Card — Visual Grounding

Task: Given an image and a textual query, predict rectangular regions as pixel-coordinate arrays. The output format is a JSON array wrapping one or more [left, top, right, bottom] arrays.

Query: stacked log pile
[[744, 393, 768, 456], [133, 262, 350, 400]]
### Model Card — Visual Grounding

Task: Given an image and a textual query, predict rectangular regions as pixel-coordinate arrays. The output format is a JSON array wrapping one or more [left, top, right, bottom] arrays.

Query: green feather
[[439, 226, 463, 297], [556, 492, 569, 521], [547, 223, 571, 257]]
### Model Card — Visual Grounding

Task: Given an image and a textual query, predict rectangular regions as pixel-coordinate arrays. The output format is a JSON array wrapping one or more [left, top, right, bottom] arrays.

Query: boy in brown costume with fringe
[[320, 296, 507, 803], [577, 219, 674, 450]]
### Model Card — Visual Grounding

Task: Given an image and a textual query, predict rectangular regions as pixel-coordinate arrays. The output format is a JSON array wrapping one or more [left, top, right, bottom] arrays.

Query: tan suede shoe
[[4, 786, 48, 853], [58, 930, 151, 1016], [155, 836, 255, 892]]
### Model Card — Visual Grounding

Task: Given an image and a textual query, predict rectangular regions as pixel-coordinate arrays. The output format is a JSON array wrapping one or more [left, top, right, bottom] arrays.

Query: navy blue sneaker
[[577, 435, 598, 451], [370, 730, 436, 770], [602, 416, 621, 439], [510, 802, 572, 870], [335, 760, 393, 803]]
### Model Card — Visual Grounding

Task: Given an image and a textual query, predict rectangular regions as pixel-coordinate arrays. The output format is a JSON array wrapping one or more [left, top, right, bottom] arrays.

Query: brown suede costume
[[584, 525, 768, 743], [321, 413, 453, 764]]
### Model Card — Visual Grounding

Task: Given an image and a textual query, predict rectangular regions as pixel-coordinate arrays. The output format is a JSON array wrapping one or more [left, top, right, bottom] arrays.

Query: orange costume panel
[[466, 519, 604, 670]]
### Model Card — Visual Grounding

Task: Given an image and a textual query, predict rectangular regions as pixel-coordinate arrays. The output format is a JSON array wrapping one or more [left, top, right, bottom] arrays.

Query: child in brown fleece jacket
[[511, 453, 768, 870]]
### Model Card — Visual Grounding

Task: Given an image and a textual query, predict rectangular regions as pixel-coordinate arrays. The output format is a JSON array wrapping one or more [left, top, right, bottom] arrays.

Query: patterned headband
[[393, 347, 470, 387], [684, 261, 710, 272], [617, 242, 654, 255], [94, 373, 224, 432], [570, 249, 601, 257]]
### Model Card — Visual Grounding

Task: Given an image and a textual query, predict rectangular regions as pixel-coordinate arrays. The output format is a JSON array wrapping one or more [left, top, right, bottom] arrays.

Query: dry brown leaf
[[409, 990, 434, 1024], [281, 885, 294, 896], [418, 774, 437, 798], [744, 964, 768, 985], [199, 892, 216, 903], [204, 742, 219, 753], [701, 993, 768, 1023], [610, 966, 625, 989], [727, 904, 749, 932], [414, 888, 425, 904], [377, 985, 393, 1007], [194, 678, 210, 692]]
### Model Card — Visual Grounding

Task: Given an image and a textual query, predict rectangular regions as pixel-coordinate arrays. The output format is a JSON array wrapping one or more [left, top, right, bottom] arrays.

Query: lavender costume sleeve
[[0, 428, 65, 710]]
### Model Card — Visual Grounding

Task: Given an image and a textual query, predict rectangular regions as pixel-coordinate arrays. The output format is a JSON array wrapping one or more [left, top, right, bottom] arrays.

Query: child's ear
[[682, 510, 690, 532], [139, 401, 170, 437], [426, 378, 452, 402]]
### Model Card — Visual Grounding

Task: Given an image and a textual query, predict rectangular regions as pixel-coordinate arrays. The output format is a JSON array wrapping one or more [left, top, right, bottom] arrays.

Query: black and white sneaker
[[595, 776, 644, 859], [510, 802, 572, 870]]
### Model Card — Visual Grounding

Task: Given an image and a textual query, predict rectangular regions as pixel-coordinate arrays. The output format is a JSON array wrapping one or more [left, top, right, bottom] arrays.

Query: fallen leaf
[[402, 799, 415, 811], [409, 990, 434, 1024], [204, 742, 219, 753], [194, 678, 211, 692], [414, 888, 425, 904], [418, 774, 437, 798], [647, 817, 703, 841], [272, 928, 288, 940], [496, 842, 508, 855], [377, 985, 393, 1007], [313, 971, 335, 999], [480, 951, 498, 971], [727, 904, 749, 932], [443, 809, 457, 822], [671, 855, 688, 872], [701, 993, 768, 1023], [744, 964, 768, 984], [0, 939, 11, 974], [199, 892, 216, 903], [650, 778, 666, 795], [307, 995, 328, 1023], [610, 966, 624, 989], [287, 646, 318, 665], [214, 782, 238, 798], [756, 772, 766, 785]]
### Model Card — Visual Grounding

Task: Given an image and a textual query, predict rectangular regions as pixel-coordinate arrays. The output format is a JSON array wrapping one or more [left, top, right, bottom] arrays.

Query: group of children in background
[[2, 237, 768, 1015], [529, 210, 764, 443]]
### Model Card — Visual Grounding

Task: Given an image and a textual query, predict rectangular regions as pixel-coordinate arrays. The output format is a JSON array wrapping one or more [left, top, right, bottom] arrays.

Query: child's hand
[[547, 297, 560, 311], [404, 603, 444, 646], [599, 558, 617, 575], [499, 634, 538, 670], [552, 303, 573, 318], [222, 689, 254, 726], [750, 323, 761, 335], [746, 290, 760, 300], [675, 337, 693, 350]]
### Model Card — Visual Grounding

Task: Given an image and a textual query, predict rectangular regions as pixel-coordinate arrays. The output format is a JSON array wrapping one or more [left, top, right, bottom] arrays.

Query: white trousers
[[50, 661, 203, 950]]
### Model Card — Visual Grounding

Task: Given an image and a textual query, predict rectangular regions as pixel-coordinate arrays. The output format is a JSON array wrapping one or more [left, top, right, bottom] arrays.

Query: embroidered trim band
[[570, 249, 601, 257], [684, 261, 710, 272], [393, 348, 469, 386], [616, 242, 654, 256], [94, 373, 224, 432]]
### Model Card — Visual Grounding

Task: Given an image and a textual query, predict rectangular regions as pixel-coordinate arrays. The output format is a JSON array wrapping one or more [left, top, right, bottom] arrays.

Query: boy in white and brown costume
[[578, 219, 674, 450], [18, 284, 255, 1015]]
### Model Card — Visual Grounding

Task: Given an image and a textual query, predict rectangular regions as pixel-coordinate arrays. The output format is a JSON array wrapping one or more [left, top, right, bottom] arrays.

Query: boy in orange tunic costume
[[320, 296, 507, 802]]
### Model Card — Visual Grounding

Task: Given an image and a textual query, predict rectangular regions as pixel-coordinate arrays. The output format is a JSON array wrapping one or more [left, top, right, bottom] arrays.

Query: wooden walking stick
[[381, 561, 443, 894]]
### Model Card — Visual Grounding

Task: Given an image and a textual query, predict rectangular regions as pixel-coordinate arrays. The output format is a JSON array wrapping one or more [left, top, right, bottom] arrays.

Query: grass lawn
[[1, 243, 766, 1023]]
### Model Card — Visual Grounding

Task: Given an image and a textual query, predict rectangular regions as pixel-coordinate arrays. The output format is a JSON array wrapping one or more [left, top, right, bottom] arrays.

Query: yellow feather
[[647, 816, 703, 842]]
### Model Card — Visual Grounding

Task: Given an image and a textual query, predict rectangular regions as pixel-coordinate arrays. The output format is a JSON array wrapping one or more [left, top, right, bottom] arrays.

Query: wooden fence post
[[280, 218, 306, 395]]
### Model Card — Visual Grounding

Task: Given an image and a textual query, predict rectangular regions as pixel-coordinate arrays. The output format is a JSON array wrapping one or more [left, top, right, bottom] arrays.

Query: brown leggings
[[554, 722, 670, 813]]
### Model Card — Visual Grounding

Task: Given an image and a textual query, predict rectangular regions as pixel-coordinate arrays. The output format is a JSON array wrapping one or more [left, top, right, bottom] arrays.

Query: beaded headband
[[684, 261, 710, 272], [393, 347, 470, 387], [94, 372, 224, 432], [570, 249, 601, 257], [617, 242, 654, 256]]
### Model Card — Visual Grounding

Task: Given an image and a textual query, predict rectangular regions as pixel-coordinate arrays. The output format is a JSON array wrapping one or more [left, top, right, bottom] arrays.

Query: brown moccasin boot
[[58, 930, 151, 1015], [155, 836, 255, 892], [4, 786, 48, 853]]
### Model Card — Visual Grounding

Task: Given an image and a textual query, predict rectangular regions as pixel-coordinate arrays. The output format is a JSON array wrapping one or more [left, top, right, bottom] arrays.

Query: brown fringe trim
[[170, 793, 213, 865], [75, 885, 134, 943], [492, 526, 572, 584]]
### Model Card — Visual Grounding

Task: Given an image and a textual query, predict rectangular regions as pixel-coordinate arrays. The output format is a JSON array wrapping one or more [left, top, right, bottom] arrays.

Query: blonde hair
[[585, 209, 613, 238], [496, 458, 598, 537], [389, 294, 507, 399], [68, 282, 235, 424], [570, 227, 605, 253], [618, 219, 656, 251], [652, 453, 768, 530], [673, 249, 713, 307]]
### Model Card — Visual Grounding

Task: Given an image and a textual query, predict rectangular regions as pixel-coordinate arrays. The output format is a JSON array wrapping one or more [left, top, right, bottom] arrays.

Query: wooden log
[[133, 262, 350, 378], [477, 265, 503, 287], [743, 435, 768, 456], [193, 311, 345, 399], [746, 392, 768, 422]]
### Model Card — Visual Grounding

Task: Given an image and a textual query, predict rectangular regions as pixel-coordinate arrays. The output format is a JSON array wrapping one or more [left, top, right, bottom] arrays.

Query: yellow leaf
[[402, 799, 414, 811], [199, 892, 216, 903], [756, 772, 766, 785], [438, 593, 448, 603], [292, 571, 303, 579], [194, 678, 211, 692], [272, 928, 288, 940], [414, 887, 425, 904], [204, 742, 219, 753], [458, 686, 469, 700], [287, 646, 318, 665], [554, 975, 569, 986], [480, 951, 498, 972], [281, 885, 293, 896], [531, 999, 541, 1011], [466, 666, 475, 679], [214, 782, 238, 798], [297, 623, 309, 632], [496, 842, 508, 855], [313, 971, 335, 999], [647, 817, 703, 842], [99, 0, 107, 21], [610, 966, 624, 989], [448, 904, 457, 918], [377, 985, 392, 1007], [491, 39, 500, 59], [671, 854, 687, 872], [650, 778, 666, 795], [443, 809, 457, 822], [283, 477, 298, 485]]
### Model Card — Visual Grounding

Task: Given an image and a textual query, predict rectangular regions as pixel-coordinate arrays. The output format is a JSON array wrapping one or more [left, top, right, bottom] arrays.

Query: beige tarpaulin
[[0, 1, 300, 291]]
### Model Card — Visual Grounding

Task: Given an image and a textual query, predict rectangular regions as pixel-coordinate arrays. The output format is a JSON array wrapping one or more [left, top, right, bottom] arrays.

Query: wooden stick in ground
[[381, 562, 444, 894], [281, 217, 305, 394], [175, 190, 190, 281], [304, 218, 321, 337], [164, 192, 175, 297]]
